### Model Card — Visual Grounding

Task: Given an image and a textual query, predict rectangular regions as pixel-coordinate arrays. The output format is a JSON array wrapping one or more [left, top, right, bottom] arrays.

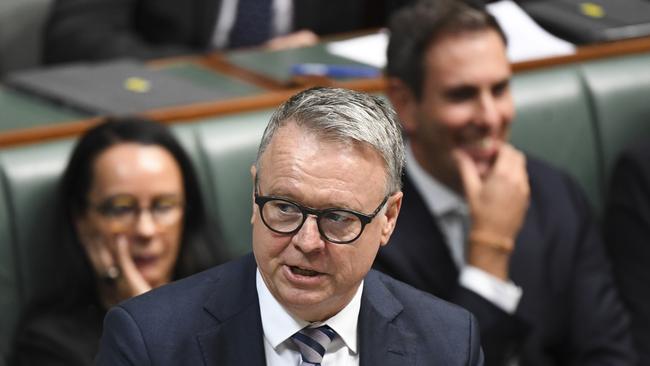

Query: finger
[[453, 150, 482, 197], [493, 145, 530, 190], [114, 236, 151, 295], [78, 227, 116, 277], [493, 144, 525, 174]]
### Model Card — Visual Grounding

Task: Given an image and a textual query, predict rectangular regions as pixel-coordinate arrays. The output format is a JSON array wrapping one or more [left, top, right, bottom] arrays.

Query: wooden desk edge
[[2, 36, 650, 148]]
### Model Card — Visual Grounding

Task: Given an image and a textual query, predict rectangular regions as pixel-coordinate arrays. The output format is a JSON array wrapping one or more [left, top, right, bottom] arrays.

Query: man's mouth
[[290, 266, 322, 277], [460, 136, 496, 152]]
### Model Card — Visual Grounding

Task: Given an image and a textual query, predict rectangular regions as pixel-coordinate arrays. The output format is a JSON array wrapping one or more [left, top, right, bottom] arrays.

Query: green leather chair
[[511, 65, 602, 213], [195, 110, 273, 258], [580, 53, 650, 192], [0, 139, 73, 360], [0, 170, 18, 361], [0, 0, 53, 75]]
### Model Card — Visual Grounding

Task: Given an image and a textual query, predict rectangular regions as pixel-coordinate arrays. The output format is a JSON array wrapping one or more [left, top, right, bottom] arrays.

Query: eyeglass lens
[[261, 199, 363, 243], [95, 194, 183, 229]]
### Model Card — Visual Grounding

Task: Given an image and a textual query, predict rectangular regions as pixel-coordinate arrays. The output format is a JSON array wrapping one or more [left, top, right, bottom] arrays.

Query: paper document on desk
[[325, 1, 575, 67], [325, 31, 388, 68], [487, 0, 575, 62]]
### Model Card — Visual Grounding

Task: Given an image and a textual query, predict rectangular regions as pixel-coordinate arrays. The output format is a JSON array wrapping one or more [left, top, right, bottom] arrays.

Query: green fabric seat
[[580, 53, 650, 192], [511, 65, 602, 213], [0, 0, 52, 75], [194, 110, 273, 258], [0, 170, 18, 362], [0, 140, 74, 361]]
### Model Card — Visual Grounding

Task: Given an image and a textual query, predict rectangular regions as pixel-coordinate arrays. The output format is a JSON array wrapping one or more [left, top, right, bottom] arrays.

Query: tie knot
[[291, 325, 337, 365]]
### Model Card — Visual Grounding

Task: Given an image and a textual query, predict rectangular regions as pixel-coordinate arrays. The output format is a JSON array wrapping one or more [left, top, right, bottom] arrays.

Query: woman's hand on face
[[80, 229, 152, 308], [112, 235, 151, 298]]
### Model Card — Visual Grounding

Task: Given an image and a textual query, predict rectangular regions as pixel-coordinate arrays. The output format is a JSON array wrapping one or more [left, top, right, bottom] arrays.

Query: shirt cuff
[[459, 266, 523, 314]]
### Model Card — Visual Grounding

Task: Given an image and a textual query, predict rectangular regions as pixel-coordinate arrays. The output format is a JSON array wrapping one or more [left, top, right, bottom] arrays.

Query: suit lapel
[[358, 271, 417, 366], [396, 174, 459, 294], [196, 255, 266, 366], [509, 183, 547, 325]]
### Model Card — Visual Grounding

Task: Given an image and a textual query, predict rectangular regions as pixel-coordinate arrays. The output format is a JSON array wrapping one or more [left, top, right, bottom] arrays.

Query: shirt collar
[[405, 143, 467, 216], [256, 268, 362, 354]]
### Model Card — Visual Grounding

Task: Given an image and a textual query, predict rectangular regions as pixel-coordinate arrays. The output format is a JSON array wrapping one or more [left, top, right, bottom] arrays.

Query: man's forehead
[[259, 125, 386, 195], [424, 29, 509, 81]]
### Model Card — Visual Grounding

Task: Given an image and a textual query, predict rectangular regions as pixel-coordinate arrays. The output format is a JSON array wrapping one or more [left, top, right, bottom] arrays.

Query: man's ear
[[250, 165, 257, 225], [386, 77, 419, 135], [379, 191, 403, 247]]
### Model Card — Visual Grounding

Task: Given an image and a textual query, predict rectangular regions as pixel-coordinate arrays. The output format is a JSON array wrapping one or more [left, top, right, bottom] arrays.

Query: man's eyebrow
[[443, 84, 478, 99], [263, 190, 360, 211], [492, 78, 510, 88]]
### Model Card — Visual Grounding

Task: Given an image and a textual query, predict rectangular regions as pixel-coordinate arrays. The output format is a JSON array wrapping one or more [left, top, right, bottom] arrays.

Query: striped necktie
[[290, 324, 337, 366]]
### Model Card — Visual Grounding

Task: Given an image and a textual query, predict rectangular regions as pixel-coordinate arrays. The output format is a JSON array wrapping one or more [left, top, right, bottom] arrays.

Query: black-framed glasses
[[254, 190, 388, 244]]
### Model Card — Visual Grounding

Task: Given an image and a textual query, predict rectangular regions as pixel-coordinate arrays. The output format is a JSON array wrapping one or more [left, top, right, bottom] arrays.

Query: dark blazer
[[374, 157, 637, 366], [96, 253, 484, 365], [605, 142, 650, 366], [43, 0, 404, 64], [11, 301, 105, 366]]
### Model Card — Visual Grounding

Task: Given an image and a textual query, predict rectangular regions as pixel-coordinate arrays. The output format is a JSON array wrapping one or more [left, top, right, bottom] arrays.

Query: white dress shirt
[[405, 144, 522, 313], [256, 269, 361, 366], [212, 0, 292, 48]]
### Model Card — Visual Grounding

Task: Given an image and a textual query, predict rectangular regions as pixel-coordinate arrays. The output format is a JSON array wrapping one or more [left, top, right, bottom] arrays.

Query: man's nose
[[475, 91, 501, 128], [291, 215, 326, 253], [134, 209, 157, 238]]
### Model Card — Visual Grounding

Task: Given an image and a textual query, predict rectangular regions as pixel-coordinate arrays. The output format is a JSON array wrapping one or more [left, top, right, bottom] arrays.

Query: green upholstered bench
[[0, 0, 53, 75], [510, 65, 603, 213], [2, 52, 650, 362]]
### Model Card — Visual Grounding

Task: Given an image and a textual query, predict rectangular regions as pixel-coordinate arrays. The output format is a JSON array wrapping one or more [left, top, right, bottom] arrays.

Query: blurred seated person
[[605, 140, 650, 365], [374, 0, 636, 364], [10, 117, 225, 366], [44, 0, 409, 64]]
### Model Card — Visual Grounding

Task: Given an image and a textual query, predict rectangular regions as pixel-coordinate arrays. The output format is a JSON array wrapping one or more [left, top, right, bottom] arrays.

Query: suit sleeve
[[468, 312, 485, 366], [605, 148, 650, 365], [563, 173, 637, 365], [44, 0, 192, 64], [95, 306, 151, 366], [450, 285, 526, 365]]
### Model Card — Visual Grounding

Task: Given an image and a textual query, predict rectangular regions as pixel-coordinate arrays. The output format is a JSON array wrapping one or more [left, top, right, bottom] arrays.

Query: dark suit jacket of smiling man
[[95, 87, 484, 365]]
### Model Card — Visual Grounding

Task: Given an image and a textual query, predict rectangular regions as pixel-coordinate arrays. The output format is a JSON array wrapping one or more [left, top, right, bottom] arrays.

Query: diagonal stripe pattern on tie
[[290, 324, 337, 366]]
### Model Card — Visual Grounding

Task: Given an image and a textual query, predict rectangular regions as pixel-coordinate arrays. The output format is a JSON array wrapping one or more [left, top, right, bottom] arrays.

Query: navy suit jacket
[[96, 253, 483, 365], [374, 157, 636, 366], [605, 142, 650, 365]]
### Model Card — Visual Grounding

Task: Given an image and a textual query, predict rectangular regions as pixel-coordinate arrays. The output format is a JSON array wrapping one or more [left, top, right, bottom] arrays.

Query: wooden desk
[[1, 35, 649, 148]]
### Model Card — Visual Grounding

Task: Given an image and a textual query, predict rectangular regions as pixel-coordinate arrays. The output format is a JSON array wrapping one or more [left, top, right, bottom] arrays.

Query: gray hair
[[255, 87, 405, 194]]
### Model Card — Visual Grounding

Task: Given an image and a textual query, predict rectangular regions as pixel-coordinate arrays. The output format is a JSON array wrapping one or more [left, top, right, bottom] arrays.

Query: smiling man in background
[[374, 0, 636, 365]]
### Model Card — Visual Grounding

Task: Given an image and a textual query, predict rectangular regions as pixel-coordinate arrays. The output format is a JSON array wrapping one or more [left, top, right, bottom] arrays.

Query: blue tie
[[229, 0, 272, 48], [291, 325, 337, 366]]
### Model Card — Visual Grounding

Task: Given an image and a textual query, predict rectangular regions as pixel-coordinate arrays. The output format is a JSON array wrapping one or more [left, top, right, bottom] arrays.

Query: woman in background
[[11, 117, 225, 365]]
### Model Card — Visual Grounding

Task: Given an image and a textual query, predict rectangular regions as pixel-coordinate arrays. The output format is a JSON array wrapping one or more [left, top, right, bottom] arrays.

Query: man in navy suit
[[96, 87, 484, 365], [374, 1, 636, 365]]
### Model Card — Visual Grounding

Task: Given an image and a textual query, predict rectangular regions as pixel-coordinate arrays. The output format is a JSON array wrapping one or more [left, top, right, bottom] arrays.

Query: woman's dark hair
[[60, 117, 223, 299]]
